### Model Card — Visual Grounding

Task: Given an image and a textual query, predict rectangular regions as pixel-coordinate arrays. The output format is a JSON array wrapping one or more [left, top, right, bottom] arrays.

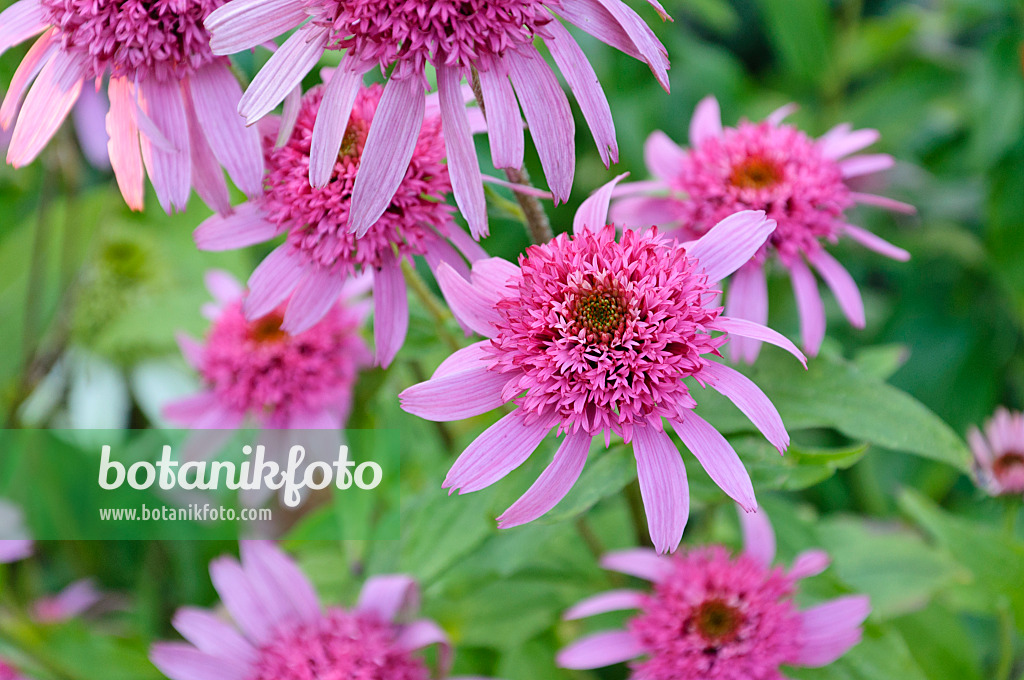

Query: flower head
[[193, 81, 485, 367], [164, 270, 369, 431], [558, 508, 870, 678], [968, 407, 1024, 497], [204, 0, 670, 237], [0, 0, 263, 213], [151, 542, 472, 680], [612, 96, 915, 361], [400, 177, 806, 553]]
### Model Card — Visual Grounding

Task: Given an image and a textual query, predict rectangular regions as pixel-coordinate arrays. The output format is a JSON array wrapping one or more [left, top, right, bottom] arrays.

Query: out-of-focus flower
[[400, 178, 805, 553], [203, 0, 670, 237], [0, 0, 262, 213], [968, 407, 1024, 498], [558, 507, 870, 677], [32, 579, 103, 623], [0, 499, 32, 563], [193, 81, 486, 367], [0, 659, 28, 680], [151, 541, 481, 680], [613, 96, 914, 361]]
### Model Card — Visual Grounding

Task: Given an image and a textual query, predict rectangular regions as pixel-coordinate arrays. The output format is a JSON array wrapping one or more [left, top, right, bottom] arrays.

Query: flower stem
[[626, 478, 654, 549], [469, 69, 553, 245], [401, 261, 461, 353], [575, 516, 605, 560], [995, 600, 1015, 680]]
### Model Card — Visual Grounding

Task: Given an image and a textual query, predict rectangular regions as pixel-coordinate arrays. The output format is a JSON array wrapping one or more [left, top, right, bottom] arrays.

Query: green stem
[[626, 479, 654, 549], [401, 261, 460, 353], [1004, 496, 1021, 537], [996, 600, 1015, 680], [575, 516, 605, 560]]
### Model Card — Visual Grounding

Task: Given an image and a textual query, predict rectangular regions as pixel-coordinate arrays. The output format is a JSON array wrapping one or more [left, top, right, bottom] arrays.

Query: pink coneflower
[[163, 270, 369, 432], [400, 177, 805, 553], [612, 95, 914, 361], [194, 81, 486, 367], [558, 507, 870, 677], [203, 0, 670, 237], [151, 541, 479, 680], [0, 0, 263, 213], [968, 407, 1024, 498]]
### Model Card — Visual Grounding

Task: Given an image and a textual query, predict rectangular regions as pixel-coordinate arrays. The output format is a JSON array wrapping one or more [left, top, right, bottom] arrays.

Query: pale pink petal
[[372, 254, 409, 368], [162, 393, 219, 426], [184, 90, 231, 214], [850, 191, 916, 214], [137, 78, 191, 213], [644, 129, 687, 181], [150, 644, 249, 680], [557, 630, 645, 669], [688, 95, 722, 146], [766, 102, 799, 126], [239, 25, 328, 124], [564, 0, 669, 90], [544, 20, 617, 166], [1, 29, 57, 129], [443, 411, 552, 493], [394, 620, 452, 675], [796, 596, 871, 667], [968, 427, 992, 466], [422, 236, 471, 306], [400, 366, 509, 421], [506, 47, 575, 204], [497, 429, 592, 528], [195, 203, 278, 251], [435, 262, 502, 338], [349, 74, 426, 236], [809, 249, 865, 328], [245, 245, 307, 320], [309, 56, 365, 188], [106, 75, 145, 211], [431, 341, 491, 379], [239, 541, 321, 626], [356, 575, 420, 621], [281, 267, 344, 334], [477, 66, 523, 170], [716, 316, 807, 367], [32, 578, 102, 622], [669, 413, 756, 512], [790, 549, 831, 580], [446, 222, 490, 262], [206, 0, 308, 54], [564, 590, 645, 621], [686, 211, 775, 284], [0, 0, 46, 59], [839, 153, 893, 178], [208, 556, 275, 643], [175, 332, 204, 369], [0, 540, 32, 563], [574, 172, 629, 234], [204, 270, 243, 306], [72, 81, 110, 169], [842, 223, 910, 261], [724, 263, 769, 364], [481, 173, 553, 198], [737, 506, 775, 567], [555, 0, 645, 60], [7, 50, 85, 167], [600, 548, 672, 582], [276, 85, 302, 148], [469, 256, 521, 296], [171, 607, 256, 663], [789, 258, 826, 356], [819, 128, 879, 159], [438, 64, 487, 239], [632, 422, 688, 554], [701, 361, 789, 453], [609, 195, 681, 228], [190, 61, 263, 196]]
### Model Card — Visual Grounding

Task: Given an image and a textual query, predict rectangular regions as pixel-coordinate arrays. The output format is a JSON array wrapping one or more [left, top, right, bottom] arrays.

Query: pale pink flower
[[400, 177, 805, 553], [558, 507, 870, 677], [151, 541, 481, 680], [613, 95, 914, 361], [193, 81, 486, 367], [163, 270, 369, 432], [203, 0, 671, 237], [0, 0, 263, 213], [968, 407, 1024, 498]]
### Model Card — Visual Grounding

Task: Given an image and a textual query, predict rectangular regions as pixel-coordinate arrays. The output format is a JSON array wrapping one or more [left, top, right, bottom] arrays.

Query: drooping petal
[[790, 549, 831, 580], [506, 46, 575, 203], [0, 0, 47, 60], [701, 361, 789, 453], [171, 607, 257, 663], [476, 66, 523, 170], [194, 203, 278, 251], [281, 266, 344, 334], [1, 29, 57, 129], [437, 64, 487, 238], [715, 316, 807, 367], [400, 366, 511, 421], [809, 249, 865, 328], [239, 541, 321, 626], [600, 548, 672, 582], [669, 412, 756, 512], [245, 245, 307, 320], [842, 223, 910, 261], [435, 262, 503, 337], [839, 153, 893, 178], [206, 0, 309, 54], [7, 50, 86, 167], [557, 630, 645, 670], [563, 589, 645, 620], [724, 263, 769, 364], [796, 596, 871, 667], [150, 644, 249, 680], [106, 75, 145, 211], [632, 423, 688, 554], [443, 411, 552, 494], [574, 172, 628, 234], [819, 127, 879, 159], [789, 257, 826, 356], [239, 25, 328, 124], [686, 211, 776, 284], [184, 90, 231, 214], [688, 95, 722, 146], [356, 575, 420, 621], [137, 78, 191, 213], [497, 430, 591, 528], [372, 254, 409, 368], [737, 506, 776, 567], [309, 56, 365, 188]]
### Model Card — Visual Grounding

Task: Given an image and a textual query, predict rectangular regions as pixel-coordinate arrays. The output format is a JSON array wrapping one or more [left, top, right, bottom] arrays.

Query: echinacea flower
[[193, 81, 486, 367], [558, 507, 871, 677], [163, 270, 370, 432], [151, 541, 482, 680], [612, 96, 914, 361], [400, 177, 805, 553], [0, 0, 263, 213], [203, 0, 670, 237], [968, 407, 1024, 498]]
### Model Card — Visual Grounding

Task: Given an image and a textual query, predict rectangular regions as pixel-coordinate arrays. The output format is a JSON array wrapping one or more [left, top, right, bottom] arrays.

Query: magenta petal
[[137, 77, 191, 213], [239, 541, 321, 626], [349, 75, 426, 237], [688, 95, 722, 146], [245, 245, 307, 320], [309, 57, 364, 188], [171, 608, 256, 663], [356, 575, 420, 621], [400, 366, 509, 422], [702, 361, 790, 454], [469, 257, 520, 297], [239, 25, 328, 124], [0, 0, 46, 59], [281, 267, 344, 334], [394, 620, 452, 675], [557, 630, 645, 670], [809, 249, 865, 328], [686, 211, 776, 284], [477, 66, 524, 170], [600, 548, 672, 582], [669, 412, 756, 512], [789, 258, 826, 356], [610, 195, 681, 229], [724, 263, 768, 364], [497, 429, 591, 528], [564, 589, 645, 620], [843, 223, 910, 261], [206, 0, 308, 54], [436, 262, 503, 338], [372, 255, 409, 368], [632, 422, 689, 554], [506, 47, 575, 204], [574, 172, 629, 234], [644, 129, 687, 181], [443, 411, 551, 493], [790, 549, 831, 580], [150, 643, 249, 680], [194, 203, 278, 251], [737, 506, 776, 567], [106, 75, 145, 211], [438, 64, 487, 239], [431, 341, 491, 379], [797, 596, 871, 667], [208, 556, 274, 644], [716, 316, 807, 367], [7, 50, 85, 167]]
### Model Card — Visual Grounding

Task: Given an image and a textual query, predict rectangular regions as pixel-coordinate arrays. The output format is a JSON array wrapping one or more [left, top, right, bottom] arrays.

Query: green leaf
[[751, 0, 836, 87]]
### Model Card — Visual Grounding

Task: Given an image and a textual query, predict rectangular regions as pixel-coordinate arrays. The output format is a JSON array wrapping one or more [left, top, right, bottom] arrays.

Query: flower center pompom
[[629, 547, 802, 680], [39, 0, 226, 81], [993, 452, 1024, 493], [315, 0, 553, 77], [674, 121, 852, 264], [260, 84, 454, 276], [488, 225, 726, 439], [252, 609, 429, 680], [200, 300, 364, 421]]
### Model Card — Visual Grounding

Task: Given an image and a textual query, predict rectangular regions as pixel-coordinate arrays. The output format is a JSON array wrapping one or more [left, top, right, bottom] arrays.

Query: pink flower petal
[[609, 195, 681, 229], [281, 266, 344, 334], [194, 203, 278, 251], [818, 127, 879, 159], [206, 0, 308, 55], [72, 82, 110, 170], [32, 578, 101, 622], [476, 66, 524, 170], [208, 556, 275, 644], [137, 77, 191, 213], [574, 172, 629, 234], [716, 315, 807, 367], [1, 29, 57, 130], [438, 64, 487, 239], [766, 102, 798, 126], [0, 539, 32, 563], [184, 91, 231, 214], [809, 249, 865, 328], [309, 57, 365, 188], [850, 191, 916, 214], [789, 257, 826, 356], [686, 210, 776, 284], [557, 630, 645, 669], [239, 541, 321, 627], [790, 549, 831, 580], [481, 173, 553, 198], [175, 332, 205, 369], [564, 589, 644, 620], [644, 129, 687, 181], [839, 153, 893, 178], [600, 548, 672, 582], [469, 256, 521, 297], [0, 0, 47, 59], [431, 341, 491, 379], [394, 620, 452, 675], [497, 429, 592, 528], [372, 254, 409, 368], [565, 0, 669, 90], [737, 506, 776, 567], [7, 50, 86, 167], [842, 223, 910, 261], [724, 263, 769, 364], [106, 75, 145, 211], [204, 270, 243, 306], [701, 361, 789, 454], [162, 392, 219, 426], [436, 262, 503, 338], [239, 25, 328, 124], [797, 595, 871, 667], [171, 607, 256, 663], [400, 365, 510, 421], [356, 575, 420, 621], [443, 411, 552, 494], [688, 95, 722, 146], [245, 245, 307, 320], [632, 422, 689, 554], [150, 644, 249, 680], [669, 412, 756, 512]]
